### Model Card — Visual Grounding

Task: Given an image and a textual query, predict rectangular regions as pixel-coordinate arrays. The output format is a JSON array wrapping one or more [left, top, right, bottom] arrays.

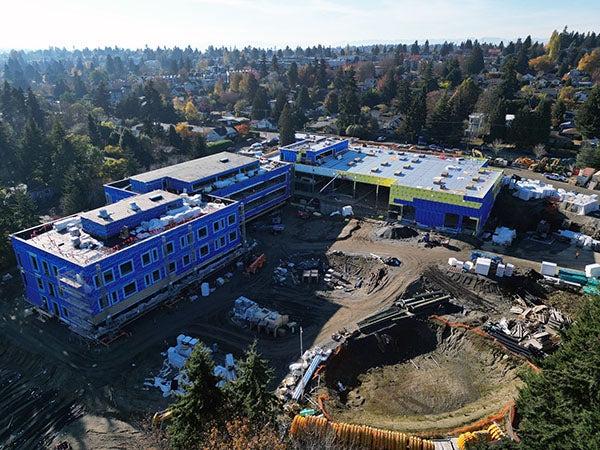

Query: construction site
[[1, 141, 596, 449]]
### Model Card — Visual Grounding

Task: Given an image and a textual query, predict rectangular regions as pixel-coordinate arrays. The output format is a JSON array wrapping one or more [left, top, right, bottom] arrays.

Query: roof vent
[[433, 177, 445, 185], [381, 161, 391, 167], [466, 184, 477, 190], [394, 171, 403, 176], [472, 176, 482, 182], [441, 171, 449, 177], [149, 194, 164, 202], [370, 167, 380, 173], [219, 157, 230, 163], [403, 163, 412, 169], [129, 202, 140, 211]]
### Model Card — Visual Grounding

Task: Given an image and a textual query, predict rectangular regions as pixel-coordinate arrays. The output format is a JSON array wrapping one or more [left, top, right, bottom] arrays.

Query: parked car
[[544, 173, 567, 182]]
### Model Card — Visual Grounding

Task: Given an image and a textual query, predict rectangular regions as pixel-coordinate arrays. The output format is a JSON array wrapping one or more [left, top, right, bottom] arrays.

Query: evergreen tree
[[251, 87, 269, 120], [295, 85, 312, 111], [287, 62, 299, 88], [168, 343, 223, 450], [551, 99, 567, 127], [93, 80, 111, 113], [324, 90, 339, 115], [576, 85, 600, 138], [49, 120, 75, 192], [465, 43, 485, 75], [225, 342, 277, 423], [0, 120, 18, 184], [500, 56, 520, 100], [337, 68, 361, 129], [20, 119, 52, 187], [515, 297, 600, 449], [0, 189, 39, 269], [428, 93, 459, 145], [397, 88, 427, 143], [278, 103, 296, 146], [25, 88, 45, 130], [450, 78, 481, 120], [379, 69, 397, 103], [395, 80, 412, 113], [272, 90, 288, 121]]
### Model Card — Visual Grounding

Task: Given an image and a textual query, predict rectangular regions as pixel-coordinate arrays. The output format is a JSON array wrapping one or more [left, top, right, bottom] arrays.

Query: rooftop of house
[[130, 152, 258, 184]]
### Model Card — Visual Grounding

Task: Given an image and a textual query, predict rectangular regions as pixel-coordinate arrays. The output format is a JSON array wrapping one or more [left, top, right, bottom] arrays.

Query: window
[[110, 291, 118, 304], [142, 251, 152, 266], [180, 233, 193, 248], [199, 244, 209, 257], [99, 295, 109, 309], [30, 254, 39, 271], [182, 254, 190, 266], [165, 241, 174, 255], [94, 274, 101, 287], [123, 281, 137, 298], [213, 218, 225, 233], [228, 230, 238, 242], [227, 213, 236, 225], [103, 269, 115, 284], [42, 260, 50, 276], [119, 260, 134, 276], [152, 269, 161, 283], [197, 226, 208, 240], [152, 248, 159, 261], [168, 261, 177, 274], [62, 307, 69, 318], [144, 273, 152, 287], [41, 296, 48, 310], [214, 236, 226, 250], [36, 277, 44, 291], [48, 283, 56, 297], [52, 265, 58, 277]]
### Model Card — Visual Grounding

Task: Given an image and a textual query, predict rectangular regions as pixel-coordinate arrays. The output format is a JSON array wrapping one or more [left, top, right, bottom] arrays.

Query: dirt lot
[[0, 204, 591, 448]]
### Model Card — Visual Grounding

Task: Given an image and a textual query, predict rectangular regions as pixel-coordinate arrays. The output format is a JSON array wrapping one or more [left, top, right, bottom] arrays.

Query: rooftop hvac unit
[[347, 161, 355, 166], [98, 208, 110, 219], [370, 167, 380, 173], [412, 159, 421, 163], [129, 202, 140, 211], [398, 152, 405, 155], [433, 177, 444, 185], [394, 171, 403, 176], [381, 161, 391, 167], [472, 176, 482, 182], [441, 171, 449, 177], [353, 157, 362, 162], [71, 236, 81, 248], [403, 163, 412, 169], [219, 157, 230, 163], [418, 154, 426, 158], [466, 184, 477, 190]]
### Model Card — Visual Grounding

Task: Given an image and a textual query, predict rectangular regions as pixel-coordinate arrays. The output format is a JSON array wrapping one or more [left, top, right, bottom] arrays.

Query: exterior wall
[[12, 201, 243, 332], [212, 164, 292, 218], [11, 237, 82, 324], [104, 184, 138, 204]]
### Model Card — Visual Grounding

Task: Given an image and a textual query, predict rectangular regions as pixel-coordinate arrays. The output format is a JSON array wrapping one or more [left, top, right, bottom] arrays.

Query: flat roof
[[79, 190, 181, 226], [299, 145, 502, 199], [130, 152, 258, 184]]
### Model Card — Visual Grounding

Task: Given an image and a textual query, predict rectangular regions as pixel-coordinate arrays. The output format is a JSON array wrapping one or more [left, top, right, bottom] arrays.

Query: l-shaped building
[[11, 152, 292, 339]]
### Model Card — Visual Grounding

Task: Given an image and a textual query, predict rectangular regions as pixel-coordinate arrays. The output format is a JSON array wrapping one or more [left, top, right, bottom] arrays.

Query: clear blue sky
[[3, 0, 599, 50]]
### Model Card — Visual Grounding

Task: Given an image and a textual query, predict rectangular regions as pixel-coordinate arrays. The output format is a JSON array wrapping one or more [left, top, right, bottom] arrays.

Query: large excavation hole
[[322, 320, 523, 433]]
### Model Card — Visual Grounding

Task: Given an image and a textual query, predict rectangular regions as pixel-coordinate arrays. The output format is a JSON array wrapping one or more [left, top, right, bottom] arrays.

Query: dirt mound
[[322, 321, 523, 433], [378, 226, 419, 240]]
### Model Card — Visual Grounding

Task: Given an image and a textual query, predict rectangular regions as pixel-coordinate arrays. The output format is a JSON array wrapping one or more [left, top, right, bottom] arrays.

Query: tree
[[295, 86, 312, 111], [184, 101, 200, 123], [278, 104, 296, 146], [202, 418, 286, 450], [287, 62, 299, 88], [225, 342, 277, 423], [0, 188, 39, 269], [272, 90, 288, 121], [529, 55, 555, 73], [428, 93, 460, 145], [92, 80, 111, 113], [397, 88, 426, 142], [450, 78, 481, 120], [576, 85, 600, 138], [378, 69, 397, 103], [547, 30, 561, 60], [515, 297, 600, 449], [324, 90, 339, 115], [578, 48, 600, 74], [240, 73, 259, 102], [168, 343, 224, 450], [26, 88, 45, 130], [465, 43, 485, 75], [499, 57, 520, 100], [551, 99, 567, 127], [576, 143, 600, 169], [337, 68, 361, 129], [251, 87, 269, 120], [0, 120, 18, 184], [395, 80, 411, 113]]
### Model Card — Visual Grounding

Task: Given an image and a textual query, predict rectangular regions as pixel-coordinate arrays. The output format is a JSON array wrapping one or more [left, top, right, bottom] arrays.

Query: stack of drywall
[[557, 229, 600, 249], [492, 227, 517, 245], [505, 263, 515, 277], [585, 263, 600, 278], [475, 258, 492, 276], [496, 264, 506, 277], [541, 261, 558, 277], [561, 192, 599, 215], [512, 179, 559, 201], [448, 257, 464, 268]]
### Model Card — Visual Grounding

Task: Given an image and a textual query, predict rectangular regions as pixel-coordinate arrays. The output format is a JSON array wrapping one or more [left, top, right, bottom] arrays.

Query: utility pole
[[299, 326, 304, 358]]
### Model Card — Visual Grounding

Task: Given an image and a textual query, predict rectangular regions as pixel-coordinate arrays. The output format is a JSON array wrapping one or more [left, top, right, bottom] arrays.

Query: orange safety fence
[[290, 415, 436, 450]]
